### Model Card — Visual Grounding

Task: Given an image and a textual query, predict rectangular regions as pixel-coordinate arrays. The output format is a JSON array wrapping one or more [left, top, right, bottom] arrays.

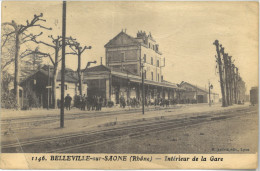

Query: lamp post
[[141, 61, 145, 115], [209, 82, 213, 106]]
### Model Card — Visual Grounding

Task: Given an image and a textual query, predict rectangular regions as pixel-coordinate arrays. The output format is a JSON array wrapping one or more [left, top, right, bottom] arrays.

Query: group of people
[[78, 95, 103, 111], [64, 94, 104, 111], [118, 96, 171, 108], [65, 94, 177, 111]]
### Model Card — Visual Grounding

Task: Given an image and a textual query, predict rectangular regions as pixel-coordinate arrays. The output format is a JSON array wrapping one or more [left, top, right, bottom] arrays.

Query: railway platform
[[1, 102, 253, 148]]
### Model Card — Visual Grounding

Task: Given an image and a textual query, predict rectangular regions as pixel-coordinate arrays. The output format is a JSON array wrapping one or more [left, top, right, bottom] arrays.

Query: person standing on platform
[[65, 94, 72, 110]]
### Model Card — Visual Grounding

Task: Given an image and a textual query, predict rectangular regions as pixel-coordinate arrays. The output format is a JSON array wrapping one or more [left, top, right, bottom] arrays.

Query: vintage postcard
[[0, 1, 259, 170]]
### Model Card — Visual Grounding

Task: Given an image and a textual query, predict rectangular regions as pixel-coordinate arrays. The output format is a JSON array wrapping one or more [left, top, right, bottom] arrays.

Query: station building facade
[[84, 31, 184, 104]]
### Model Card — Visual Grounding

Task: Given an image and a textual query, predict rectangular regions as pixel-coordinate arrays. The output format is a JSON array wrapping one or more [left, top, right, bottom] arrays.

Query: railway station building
[[83, 31, 185, 105]]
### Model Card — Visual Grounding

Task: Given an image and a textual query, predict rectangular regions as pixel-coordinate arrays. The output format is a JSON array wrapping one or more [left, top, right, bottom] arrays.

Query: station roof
[[180, 81, 219, 95], [20, 65, 79, 85], [85, 65, 181, 90]]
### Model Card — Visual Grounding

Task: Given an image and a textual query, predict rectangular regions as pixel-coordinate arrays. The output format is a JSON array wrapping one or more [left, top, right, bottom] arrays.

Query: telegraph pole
[[228, 55, 233, 105], [141, 63, 145, 114], [213, 40, 227, 107], [234, 67, 238, 104], [209, 81, 213, 106], [60, 1, 66, 128], [47, 65, 50, 110], [140, 57, 145, 114]]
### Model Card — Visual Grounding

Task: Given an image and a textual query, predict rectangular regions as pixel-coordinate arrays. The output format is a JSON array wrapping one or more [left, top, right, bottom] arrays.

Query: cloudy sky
[[2, 1, 258, 95]]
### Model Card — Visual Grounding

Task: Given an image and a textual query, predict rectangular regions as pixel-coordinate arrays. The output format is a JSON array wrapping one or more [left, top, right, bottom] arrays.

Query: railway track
[[1, 105, 182, 134], [2, 106, 256, 153]]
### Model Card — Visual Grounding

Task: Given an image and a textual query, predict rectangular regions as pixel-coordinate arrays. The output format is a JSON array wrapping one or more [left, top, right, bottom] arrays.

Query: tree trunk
[[77, 53, 82, 96], [213, 40, 227, 107], [14, 33, 21, 108], [52, 49, 59, 108], [223, 53, 230, 106], [52, 64, 58, 108]]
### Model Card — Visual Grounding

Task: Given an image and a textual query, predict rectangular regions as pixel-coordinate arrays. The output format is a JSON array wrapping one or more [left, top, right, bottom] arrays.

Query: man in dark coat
[[65, 94, 72, 110]]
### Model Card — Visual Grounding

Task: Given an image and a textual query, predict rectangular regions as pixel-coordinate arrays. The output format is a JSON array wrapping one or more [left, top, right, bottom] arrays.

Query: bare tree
[[20, 47, 46, 80], [213, 40, 227, 107], [2, 13, 51, 108], [68, 43, 91, 96], [32, 35, 62, 108], [32, 35, 76, 108]]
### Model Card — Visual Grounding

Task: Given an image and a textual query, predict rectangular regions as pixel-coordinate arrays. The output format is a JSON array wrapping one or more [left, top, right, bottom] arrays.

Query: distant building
[[179, 81, 219, 104]]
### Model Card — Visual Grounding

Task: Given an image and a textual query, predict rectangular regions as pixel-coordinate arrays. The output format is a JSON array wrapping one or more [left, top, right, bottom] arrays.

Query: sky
[[2, 1, 259, 95]]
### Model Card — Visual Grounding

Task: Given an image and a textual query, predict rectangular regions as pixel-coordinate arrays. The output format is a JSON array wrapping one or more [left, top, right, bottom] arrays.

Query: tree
[[2, 13, 51, 108], [32, 35, 76, 108], [1, 26, 16, 71], [68, 42, 91, 96], [220, 48, 230, 106], [213, 40, 227, 107], [20, 47, 45, 80]]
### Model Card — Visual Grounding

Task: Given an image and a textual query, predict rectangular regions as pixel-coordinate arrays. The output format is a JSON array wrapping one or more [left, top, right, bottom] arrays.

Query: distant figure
[[81, 94, 86, 110], [120, 96, 126, 108], [65, 94, 72, 110], [96, 96, 103, 111]]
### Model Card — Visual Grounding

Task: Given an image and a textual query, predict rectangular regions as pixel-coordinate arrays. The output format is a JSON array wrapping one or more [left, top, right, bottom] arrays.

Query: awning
[[111, 71, 180, 90]]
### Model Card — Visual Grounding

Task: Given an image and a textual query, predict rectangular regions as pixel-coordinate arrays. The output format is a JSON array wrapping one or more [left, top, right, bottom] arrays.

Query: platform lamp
[[209, 82, 213, 106]]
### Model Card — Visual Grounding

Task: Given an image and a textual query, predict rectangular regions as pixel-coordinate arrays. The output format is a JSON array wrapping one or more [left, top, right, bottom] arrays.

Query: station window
[[144, 70, 147, 79], [157, 60, 159, 67], [151, 57, 153, 65], [151, 72, 153, 80], [143, 54, 146, 62]]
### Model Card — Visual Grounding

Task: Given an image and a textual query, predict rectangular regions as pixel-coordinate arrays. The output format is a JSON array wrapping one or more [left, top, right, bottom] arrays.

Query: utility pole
[[213, 40, 227, 107], [209, 81, 213, 106], [231, 64, 235, 104], [140, 57, 145, 114], [234, 67, 238, 104], [141, 64, 145, 114], [60, 1, 66, 128], [228, 55, 233, 105], [47, 65, 50, 110]]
